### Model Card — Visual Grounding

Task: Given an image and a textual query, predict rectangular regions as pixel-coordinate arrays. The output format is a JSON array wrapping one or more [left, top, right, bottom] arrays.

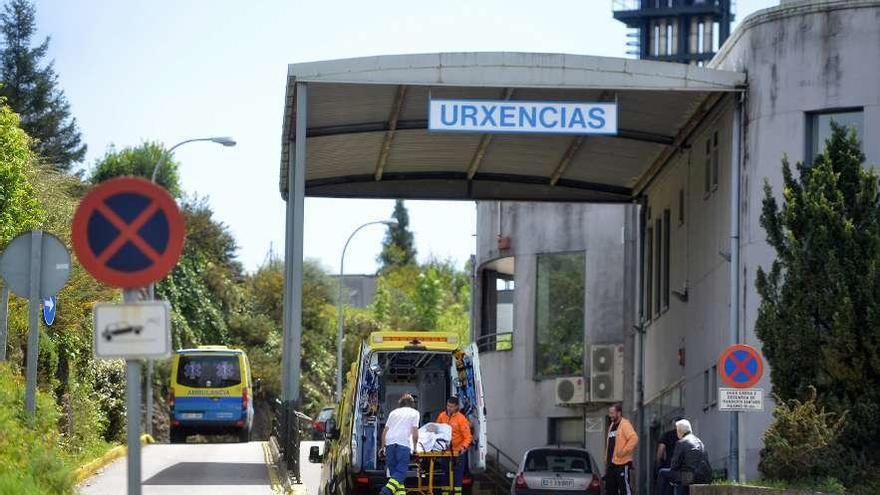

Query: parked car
[[312, 406, 335, 440], [507, 447, 602, 494]]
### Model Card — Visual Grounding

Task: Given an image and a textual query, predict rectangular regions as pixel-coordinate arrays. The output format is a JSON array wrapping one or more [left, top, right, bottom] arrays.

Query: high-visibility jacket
[[436, 410, 472, 455]]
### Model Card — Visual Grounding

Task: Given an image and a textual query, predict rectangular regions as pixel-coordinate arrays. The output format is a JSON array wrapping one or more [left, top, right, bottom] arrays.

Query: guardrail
[[476, 332, 513, 353], [271, 398, 313, 484]]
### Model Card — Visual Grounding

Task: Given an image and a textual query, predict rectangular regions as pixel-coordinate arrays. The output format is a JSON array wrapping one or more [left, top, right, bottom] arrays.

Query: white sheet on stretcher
[[416, 423, 452, 452]]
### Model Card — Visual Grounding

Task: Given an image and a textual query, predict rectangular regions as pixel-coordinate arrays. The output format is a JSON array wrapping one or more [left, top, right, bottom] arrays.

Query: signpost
[[43, 296, 57, 326], [73, 177, 185, 495], [0, 231, 71, 414]]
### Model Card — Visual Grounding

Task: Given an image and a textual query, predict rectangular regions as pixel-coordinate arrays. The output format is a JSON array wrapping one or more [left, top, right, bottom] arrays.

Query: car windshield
[[524, 449, 591, 474], [176, 355, 241, 388], [317, 408, 334, 421]]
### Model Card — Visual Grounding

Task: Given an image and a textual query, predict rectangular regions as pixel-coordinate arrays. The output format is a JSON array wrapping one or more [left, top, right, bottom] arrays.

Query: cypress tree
[[0, 0, 86, 171], [756, 122, 880, 485], [378, 199, 417, 272]]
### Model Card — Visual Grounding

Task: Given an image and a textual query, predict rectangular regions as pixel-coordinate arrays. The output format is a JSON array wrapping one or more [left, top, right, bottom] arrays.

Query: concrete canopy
[[279, 52, 745, 202]]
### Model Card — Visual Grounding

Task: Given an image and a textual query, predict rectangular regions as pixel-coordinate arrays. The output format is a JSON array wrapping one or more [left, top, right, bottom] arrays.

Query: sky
[[34, 0, 778, 275]]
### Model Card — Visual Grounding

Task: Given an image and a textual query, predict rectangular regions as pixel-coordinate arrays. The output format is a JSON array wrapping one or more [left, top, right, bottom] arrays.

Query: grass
[[713, 477, 846, 494]]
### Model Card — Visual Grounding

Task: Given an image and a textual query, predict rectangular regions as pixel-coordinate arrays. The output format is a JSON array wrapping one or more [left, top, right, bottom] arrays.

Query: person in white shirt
[[379, 394, 420, 495]]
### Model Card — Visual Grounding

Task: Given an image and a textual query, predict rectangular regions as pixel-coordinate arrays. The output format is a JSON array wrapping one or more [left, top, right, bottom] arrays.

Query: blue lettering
[[560, 107, 567, 128], [588, 107, 606, 129], [569, 108, 587, 128], [440, 104, 458, 126], [480, 105, 498, 126], [539, 107, 558, 128], [500, 106, 515, 127], [462, 105, 479, 126], [519, 106, 537, 127]]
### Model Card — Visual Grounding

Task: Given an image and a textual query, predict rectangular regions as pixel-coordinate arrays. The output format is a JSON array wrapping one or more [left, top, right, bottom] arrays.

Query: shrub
[[0, 363, 74, 494], [759, 387, 845, 483]]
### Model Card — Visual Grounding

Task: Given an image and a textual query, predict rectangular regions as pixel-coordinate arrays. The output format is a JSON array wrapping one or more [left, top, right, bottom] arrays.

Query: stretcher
[[406, 451, 456, 495]]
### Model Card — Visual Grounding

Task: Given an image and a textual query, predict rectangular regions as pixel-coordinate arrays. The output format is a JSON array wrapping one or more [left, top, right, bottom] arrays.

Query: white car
[[508, 447, 602, 495]]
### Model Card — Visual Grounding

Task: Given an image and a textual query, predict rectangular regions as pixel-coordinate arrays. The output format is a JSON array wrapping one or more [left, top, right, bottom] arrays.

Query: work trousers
[[381, 444, 411, 495], [437, 453, 465, 495], [605, 462, 634, 495]]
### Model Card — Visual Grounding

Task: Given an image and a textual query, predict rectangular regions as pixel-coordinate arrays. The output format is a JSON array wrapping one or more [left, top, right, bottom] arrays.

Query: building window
[[548, 417, 584, 448], [704, 132, 719, 196], [654, 218, 662, 316], [703, 365, 719, 410], [678, 189, 685, 226], [662, 209, 671, 311], [479, 257, 515, 352], [808, 110, 864, 165], [535, 252, 585, 379], [645, 226, 653, 320]]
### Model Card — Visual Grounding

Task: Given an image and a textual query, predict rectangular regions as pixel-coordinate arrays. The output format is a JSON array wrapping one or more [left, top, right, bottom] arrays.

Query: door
[[451, 343, 487, 473]]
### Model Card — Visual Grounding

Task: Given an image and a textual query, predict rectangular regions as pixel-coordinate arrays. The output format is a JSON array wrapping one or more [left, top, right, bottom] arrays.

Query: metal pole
[[145, 360, 153, 437], [24, 230, 43, 415], [281, 81, 307, 482], [728, 93, 743, 482], [0, 285, 8, 361], [336, 257, 345, 403], [124, 289, 142, 495], [335, 221, 393, 402]]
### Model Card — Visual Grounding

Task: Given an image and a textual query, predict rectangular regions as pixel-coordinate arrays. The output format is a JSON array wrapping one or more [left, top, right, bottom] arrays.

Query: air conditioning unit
[[555, 377, 587, 406], [590, 344, 624, 403]]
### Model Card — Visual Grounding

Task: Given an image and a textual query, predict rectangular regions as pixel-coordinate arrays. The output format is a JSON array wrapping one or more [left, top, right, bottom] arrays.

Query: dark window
[[535, 252, 585, 379], [545, 421, 586, 451], [808, 110, 864, 165], [654, 218, 662, 315], [704, 139, 711, 195], [678, 189, 685, 225], [663, 209, 671, 310], [712, 131, 720, 190], [645, 227, 654, 319], [176, 355, 241, 389]]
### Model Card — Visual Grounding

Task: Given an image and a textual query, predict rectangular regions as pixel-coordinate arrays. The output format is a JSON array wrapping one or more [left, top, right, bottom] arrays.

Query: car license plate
[[180, 412, 203, 419], [541, 478, 574, 488]]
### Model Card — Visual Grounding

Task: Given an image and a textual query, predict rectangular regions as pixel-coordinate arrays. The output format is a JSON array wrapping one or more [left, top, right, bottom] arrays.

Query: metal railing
[[613, 0, 725, 11], [271, 398, 313, 484], [476, 332, 513, 353], [480, 441, 519, 494]]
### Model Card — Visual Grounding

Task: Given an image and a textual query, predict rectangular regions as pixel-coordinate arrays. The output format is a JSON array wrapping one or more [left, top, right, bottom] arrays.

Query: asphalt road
[[291, 441, 324, 495], [78, 441, 280, 495]]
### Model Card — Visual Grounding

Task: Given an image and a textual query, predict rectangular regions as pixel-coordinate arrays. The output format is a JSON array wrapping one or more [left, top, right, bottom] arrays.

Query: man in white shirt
[[379, 394, 420, 495]]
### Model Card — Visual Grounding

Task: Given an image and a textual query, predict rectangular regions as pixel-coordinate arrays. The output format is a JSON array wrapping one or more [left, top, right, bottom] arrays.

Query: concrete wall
[[637, 0, 880, 484], [474, 201, 633, 471]]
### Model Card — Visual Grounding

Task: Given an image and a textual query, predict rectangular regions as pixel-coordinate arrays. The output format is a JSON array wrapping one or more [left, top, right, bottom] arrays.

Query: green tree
[[0, 0, 85, 171], [756, 123, 880, 488], [89, 142, 181, 196], [378, 200, 417, 271], [0, 101, 39, 244]]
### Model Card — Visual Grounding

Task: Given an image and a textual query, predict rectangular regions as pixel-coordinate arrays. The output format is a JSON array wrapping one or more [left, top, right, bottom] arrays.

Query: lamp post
[[336, 220, 396, 402], [144, 136, 236, 437]]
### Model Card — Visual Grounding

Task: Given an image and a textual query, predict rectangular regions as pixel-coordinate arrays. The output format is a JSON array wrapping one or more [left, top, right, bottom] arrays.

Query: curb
[[74, 434, 156, 484]]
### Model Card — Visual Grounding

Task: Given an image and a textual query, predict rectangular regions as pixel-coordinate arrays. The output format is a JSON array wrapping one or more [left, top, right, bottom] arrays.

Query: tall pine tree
[[756, 122, 880, 486], [378, 199, 417, 272], [0, 0, 85, 171]]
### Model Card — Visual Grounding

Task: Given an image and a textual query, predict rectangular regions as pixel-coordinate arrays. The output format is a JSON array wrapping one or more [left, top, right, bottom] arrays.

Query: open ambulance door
[[451, 343, 488, 473], [350, 341, 371, 473]]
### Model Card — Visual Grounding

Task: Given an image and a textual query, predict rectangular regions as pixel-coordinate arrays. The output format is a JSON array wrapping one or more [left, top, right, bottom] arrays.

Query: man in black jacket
[[657, 419, 712, 495]]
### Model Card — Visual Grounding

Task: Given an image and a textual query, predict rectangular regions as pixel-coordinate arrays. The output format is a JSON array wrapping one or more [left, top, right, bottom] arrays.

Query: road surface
[[79, 441, 282, 495], [291, 441, 324, 495]]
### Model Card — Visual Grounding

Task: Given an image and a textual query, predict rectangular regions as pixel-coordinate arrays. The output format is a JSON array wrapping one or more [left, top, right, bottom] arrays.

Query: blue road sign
[[42, 296, 57, 326]]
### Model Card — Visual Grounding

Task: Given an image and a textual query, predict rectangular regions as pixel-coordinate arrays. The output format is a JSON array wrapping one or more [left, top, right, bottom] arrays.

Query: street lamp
[[144, 135, 235, 437], [336, 219, 397, 402], [151, 136, 237, 183]]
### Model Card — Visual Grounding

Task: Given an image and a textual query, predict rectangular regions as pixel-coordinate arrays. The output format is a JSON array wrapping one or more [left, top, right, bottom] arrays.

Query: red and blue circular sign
[[72, 177, 185, 288], [718, 344, 764, 388]]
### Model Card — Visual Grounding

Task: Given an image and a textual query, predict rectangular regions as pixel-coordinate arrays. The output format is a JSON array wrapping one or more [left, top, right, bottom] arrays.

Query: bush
[[0, 363, 74, 494], [759, 387, 845, 484]]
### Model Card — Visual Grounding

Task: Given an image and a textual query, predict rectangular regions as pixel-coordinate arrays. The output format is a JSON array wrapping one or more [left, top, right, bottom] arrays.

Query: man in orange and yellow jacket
[[605, 403, 639, 495], [436, 396, 472, 495]]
